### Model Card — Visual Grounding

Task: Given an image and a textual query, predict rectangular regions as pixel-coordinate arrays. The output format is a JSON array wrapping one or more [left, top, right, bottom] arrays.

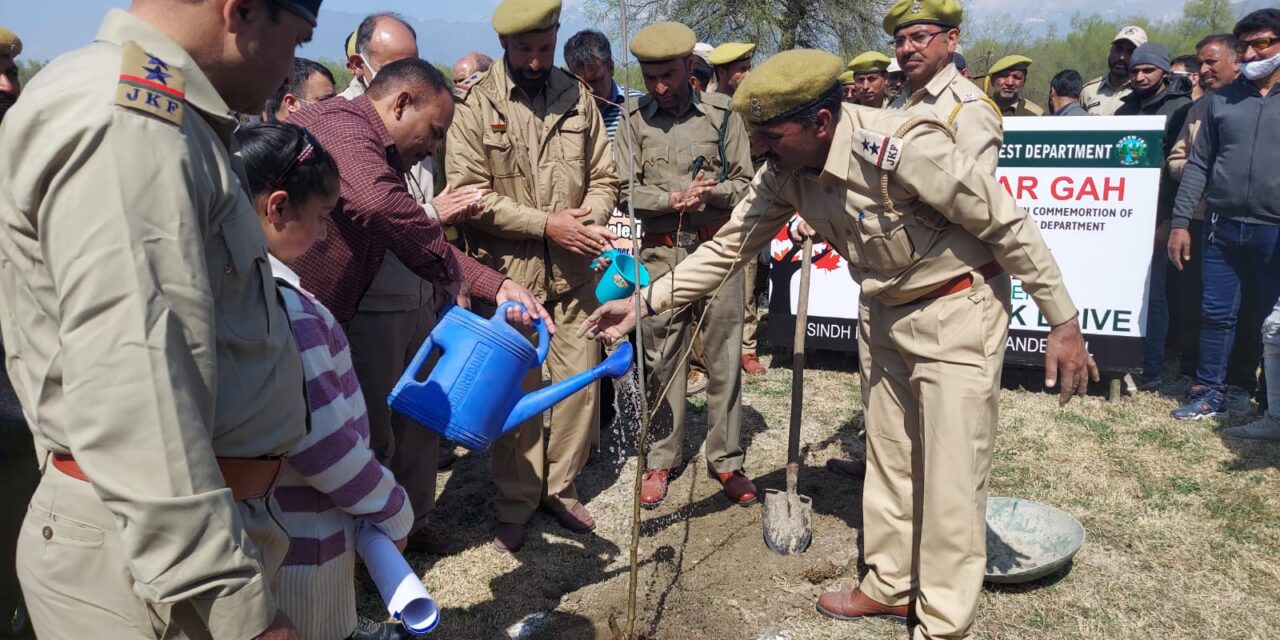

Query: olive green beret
[[839, 70, 856, 85], [848, 51, 892, 74], [988, 54, 1032, 76], [732, 49, 843, 125], [707, 42, 756, 66], [882, 0, 963, 35], [492, 0, 562, 36], [0, 27, 20, 57], [630, 22, 696, 63]]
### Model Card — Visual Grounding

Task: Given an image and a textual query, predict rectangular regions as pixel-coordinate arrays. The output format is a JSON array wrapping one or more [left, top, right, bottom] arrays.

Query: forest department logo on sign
[[1115, 135, 1148, 167]]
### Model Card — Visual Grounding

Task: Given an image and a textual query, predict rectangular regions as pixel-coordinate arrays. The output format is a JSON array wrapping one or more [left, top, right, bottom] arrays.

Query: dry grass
[[361, 352, 1280, 639]]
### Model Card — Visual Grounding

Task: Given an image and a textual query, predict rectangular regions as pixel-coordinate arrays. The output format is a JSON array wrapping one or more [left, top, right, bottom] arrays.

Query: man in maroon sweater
[[289, 58, 550, 329]]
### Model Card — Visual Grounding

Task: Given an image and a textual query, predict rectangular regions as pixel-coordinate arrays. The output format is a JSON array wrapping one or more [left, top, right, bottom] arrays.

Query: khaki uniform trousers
[[641, 243, 746, 473], [488, 281, 600, 523], [346, 303, 439, 534], [857, 272, 1010, 640], [741, 258, 770, 355], [18, 462, 289, 639]]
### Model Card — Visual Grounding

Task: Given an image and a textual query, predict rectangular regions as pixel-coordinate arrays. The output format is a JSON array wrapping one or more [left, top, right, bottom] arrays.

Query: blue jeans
[[1142, 250, 1170, 378], [1196, 217, 1280, 391]]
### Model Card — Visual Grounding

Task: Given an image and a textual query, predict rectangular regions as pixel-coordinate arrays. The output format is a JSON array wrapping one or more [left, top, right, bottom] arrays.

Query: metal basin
[[984, 497, 1085, 584]]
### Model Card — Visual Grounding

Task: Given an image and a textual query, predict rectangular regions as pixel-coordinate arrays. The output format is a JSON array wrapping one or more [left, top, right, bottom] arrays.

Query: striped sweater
[[268, 256, 414, 640]]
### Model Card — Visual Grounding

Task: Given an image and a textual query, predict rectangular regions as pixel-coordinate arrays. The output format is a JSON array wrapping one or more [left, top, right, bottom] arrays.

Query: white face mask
[[359, 53, 380, 86], [1241, 51, 1280, 81]]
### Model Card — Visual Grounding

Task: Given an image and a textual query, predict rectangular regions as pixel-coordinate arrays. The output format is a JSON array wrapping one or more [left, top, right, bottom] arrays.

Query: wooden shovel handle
[[787, 237, 813, 471]]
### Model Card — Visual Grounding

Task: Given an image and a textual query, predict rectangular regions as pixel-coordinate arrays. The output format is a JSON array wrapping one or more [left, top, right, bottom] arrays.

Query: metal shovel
[[763, 236, 814, 555]]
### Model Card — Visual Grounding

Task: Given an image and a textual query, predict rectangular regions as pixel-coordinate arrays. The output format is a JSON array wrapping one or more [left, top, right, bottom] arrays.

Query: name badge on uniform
[[854, 129, 905, 172]]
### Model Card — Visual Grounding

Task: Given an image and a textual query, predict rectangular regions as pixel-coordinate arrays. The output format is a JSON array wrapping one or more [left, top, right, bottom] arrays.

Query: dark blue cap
[[274, 0, 321, 26]]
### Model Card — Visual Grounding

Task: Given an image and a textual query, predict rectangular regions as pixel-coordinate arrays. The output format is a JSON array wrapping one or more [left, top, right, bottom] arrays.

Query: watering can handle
[[399, 334, 437, 389], [491, 301, 551, 365]]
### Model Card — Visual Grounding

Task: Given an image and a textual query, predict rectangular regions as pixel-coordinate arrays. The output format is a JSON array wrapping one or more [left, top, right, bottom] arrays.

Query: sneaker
[[1135, 374, 1164, 392], [686, 369, 708, 396], [353, 616, 413, 640], [1171, 388, 1225, 421], [1221, 416, 1280, 441], [1225, 386, 1254, 417], [1159, 375, 1192, 398]]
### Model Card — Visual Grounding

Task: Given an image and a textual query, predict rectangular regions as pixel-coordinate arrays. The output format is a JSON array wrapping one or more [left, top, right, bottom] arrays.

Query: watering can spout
[[502, 341, 635, 433]]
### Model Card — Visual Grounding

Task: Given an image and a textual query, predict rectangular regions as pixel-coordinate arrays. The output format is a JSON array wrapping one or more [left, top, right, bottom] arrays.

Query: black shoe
[[352, 616, 413, 640], [404, 521, 464, 555]]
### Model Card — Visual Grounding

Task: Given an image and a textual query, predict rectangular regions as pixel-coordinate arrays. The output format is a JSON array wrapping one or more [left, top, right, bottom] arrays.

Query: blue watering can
[[591, 249, 651, 304], [387, 301, 634, 451]]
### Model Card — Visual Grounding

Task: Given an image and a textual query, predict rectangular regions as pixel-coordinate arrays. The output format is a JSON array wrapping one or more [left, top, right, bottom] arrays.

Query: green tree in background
[[585, 0, 892, 60], [965, 0, 1245, 107]]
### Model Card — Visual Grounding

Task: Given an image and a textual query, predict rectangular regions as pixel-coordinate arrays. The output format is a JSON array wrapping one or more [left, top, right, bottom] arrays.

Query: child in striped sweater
[[236, 123, 414, 640]]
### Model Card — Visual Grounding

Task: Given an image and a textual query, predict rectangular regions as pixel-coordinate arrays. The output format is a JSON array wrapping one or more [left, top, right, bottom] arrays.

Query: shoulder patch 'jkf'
[[115, 41, 184, 126], [854, 129, 905, 171]]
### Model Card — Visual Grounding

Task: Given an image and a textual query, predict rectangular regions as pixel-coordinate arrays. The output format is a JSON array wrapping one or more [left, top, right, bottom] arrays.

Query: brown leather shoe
[[641, 468, 670, 509], [816, 588, 910, 622], [741, 353, 766, 376], [712, 469, 758, 506], [493, 522, 526, 554], [825, 457, 866, 479], [553, 502, 596, 534]]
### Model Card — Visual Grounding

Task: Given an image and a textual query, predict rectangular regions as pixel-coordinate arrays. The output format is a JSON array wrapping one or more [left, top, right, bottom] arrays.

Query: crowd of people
[[0, 0, 1276, 639]]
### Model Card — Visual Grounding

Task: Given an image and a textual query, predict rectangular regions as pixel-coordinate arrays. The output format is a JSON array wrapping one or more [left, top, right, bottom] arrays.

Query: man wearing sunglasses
[[1168, 9, 1280, 425], [884, 0, 1002, 175]]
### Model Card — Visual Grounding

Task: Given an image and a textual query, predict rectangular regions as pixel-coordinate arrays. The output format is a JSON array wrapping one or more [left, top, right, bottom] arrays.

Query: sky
[[0, 0, 1201, 65]]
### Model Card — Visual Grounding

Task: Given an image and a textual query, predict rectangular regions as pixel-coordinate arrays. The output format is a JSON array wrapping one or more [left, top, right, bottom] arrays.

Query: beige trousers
[[18, 464, 288, 639], [346, 303, 439, 534], [741, 258, 763, 355], [857, 273, 1010, 640], [489, 282, 600, 523], [641, 243, 745, 473]]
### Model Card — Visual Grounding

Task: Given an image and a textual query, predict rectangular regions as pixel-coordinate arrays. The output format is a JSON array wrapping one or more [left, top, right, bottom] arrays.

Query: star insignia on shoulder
[[861, 139, 872, 152], [145, 53, 169, 70], [868, 141, 880, 156], [143, 65, 172, 85]]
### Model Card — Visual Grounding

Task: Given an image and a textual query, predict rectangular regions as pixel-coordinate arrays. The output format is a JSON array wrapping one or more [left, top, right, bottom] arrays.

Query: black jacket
[[1117, 79, 1193, 221]]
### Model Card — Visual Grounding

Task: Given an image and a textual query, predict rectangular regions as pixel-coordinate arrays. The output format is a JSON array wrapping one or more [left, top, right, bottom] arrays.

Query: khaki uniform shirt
[[337, 79, 436, 313], [0, 9, 304, 636], [1079, 75, 1131, 116], [1001, 98, 1045, 117], [890, 62, 1003, 175], [615, 91, 754, 235], [446, 63, 619, 298], [645, 104, 1076, 327]]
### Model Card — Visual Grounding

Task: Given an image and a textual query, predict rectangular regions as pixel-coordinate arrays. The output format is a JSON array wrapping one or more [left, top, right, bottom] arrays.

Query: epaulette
[[115, 40, 184, 126], [451, 71, 484, 102], [948, 90, 1002, 125], [1083, 76, 1104, 87]]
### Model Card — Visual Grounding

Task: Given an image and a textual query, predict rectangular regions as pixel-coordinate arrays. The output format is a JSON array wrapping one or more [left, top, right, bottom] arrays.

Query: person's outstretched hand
[[1044, 315, 1100, 405], [578, 298, 646, 345]]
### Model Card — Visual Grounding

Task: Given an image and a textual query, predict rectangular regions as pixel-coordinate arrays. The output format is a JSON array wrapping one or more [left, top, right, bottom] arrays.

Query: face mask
[[359, 53, 380, 86], [1241, 52, 1280, 80]]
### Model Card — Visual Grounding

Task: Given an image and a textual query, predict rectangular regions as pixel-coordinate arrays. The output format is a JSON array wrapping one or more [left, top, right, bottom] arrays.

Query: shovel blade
[[762, 488, 813, 555]]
